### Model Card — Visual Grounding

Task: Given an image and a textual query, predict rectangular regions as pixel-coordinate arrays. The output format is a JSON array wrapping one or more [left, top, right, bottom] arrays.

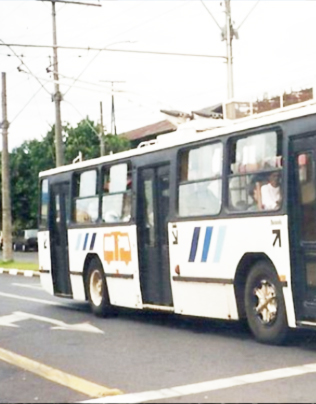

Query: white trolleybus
[[38, 99, 316, 345]]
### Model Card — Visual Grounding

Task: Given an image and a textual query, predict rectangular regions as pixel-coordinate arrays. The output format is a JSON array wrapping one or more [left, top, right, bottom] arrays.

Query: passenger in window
[[261, 171, 282, 210], [127, 173, 132, 190], [248, 181, 261, 212], [104, 210, 120, 223]]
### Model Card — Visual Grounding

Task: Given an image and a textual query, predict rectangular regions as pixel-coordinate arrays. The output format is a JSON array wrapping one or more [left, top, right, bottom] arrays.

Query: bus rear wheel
[[86, 259, 112, 317], [245, 261, 288, 345]]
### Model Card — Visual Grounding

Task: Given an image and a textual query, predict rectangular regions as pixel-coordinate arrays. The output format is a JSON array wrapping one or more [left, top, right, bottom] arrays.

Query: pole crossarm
[[37, 0, 101, 7], [0, 43, 227, 59]]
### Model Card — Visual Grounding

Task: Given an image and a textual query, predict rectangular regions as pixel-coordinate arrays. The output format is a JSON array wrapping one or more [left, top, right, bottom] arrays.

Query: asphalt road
[[1, 274, 316, 403]]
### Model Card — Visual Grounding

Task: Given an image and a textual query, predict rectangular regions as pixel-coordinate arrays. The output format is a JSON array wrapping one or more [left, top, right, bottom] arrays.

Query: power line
[[62, 2, 144, 45], [17, 70, 174, 121], [11, 86, 43, 124], [0, 42, 227, 60], [62, 41, 132, 97], [38, 0, 102, 167], [237, 1, 260, 30], [64, 100, 100, 137], [0, 39, 51, 95], [100, 80, 125, 135], [0, 2, 26, 25], [200, 1, 222, 31], [37, 0, 101, 7], [101, 2, 191, 48]]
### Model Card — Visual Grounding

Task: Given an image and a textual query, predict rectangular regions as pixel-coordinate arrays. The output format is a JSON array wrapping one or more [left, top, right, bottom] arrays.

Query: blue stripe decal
[[201, 227, 213, 262], [90, 233, 97, 250], [189, 227, 201, 262], [76, 234, 82, 251], [83, 233, 89, 251], [213, 226, 227, 263]]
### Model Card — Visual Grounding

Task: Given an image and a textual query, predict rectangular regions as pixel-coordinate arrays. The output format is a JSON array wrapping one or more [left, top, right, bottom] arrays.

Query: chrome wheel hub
[[90, 269, 103, 307], [254, 280, 277, 324]]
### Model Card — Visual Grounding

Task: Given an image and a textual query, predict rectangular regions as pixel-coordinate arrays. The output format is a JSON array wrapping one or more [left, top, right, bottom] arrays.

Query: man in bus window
[[261, 171, 282, 210], [248, 181, 262, 212]]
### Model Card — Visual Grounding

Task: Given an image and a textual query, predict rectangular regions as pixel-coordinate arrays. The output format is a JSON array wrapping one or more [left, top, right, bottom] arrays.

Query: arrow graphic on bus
[[0, 312, 103, 334], [272, 229, 281, 247]]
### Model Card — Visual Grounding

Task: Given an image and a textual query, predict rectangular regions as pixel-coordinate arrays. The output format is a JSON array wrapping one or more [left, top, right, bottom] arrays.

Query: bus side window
[[228, 131, 283, 212], [178, 142, 222, 217], [102, 163, 132, 223], [73, 170, 99, 223], [40, 179, 49, 228], [297, 152, 316, 241]]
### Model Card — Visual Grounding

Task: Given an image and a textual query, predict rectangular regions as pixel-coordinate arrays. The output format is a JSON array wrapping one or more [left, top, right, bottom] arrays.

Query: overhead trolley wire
[[0, 39, 51, 96]]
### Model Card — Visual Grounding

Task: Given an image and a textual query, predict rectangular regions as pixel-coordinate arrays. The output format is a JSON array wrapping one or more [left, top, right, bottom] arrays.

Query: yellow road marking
[[0, 347, 122, 398]]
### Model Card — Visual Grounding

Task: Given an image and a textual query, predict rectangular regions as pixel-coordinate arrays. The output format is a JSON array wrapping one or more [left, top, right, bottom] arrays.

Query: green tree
[[5, 118, 131, 230], [64, 118, 100, 164], [10, 130, 55, 230], [102, 133, 130, 155], [64, 118, 130, 163]]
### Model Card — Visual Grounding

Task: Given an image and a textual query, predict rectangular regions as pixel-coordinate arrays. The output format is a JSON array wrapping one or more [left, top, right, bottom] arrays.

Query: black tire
[[245, 260, 288, 345], [86, 259, 112, 317]]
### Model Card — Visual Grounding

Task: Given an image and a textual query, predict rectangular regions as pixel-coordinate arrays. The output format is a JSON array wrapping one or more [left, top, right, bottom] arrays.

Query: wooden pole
[[1, 73, 13, 262]]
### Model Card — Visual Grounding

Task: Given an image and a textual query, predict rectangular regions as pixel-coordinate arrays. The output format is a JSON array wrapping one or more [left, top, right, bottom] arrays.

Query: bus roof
[[39, 98, 316, 178]]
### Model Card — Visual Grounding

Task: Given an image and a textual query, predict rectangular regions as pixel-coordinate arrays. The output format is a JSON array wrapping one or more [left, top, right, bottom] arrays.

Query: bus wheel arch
[[235, 254, 288, 344], [234, 253, 277, 321], [83, 254, 112, 317]]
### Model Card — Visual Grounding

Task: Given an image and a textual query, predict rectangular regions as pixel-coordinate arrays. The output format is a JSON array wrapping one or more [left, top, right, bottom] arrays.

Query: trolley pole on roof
[[38, 0, 102, 166], [1, 73, 13, 262]]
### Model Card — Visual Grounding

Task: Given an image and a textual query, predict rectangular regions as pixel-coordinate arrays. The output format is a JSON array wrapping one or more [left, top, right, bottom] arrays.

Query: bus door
[[49, 182, 72, 297], [291, 134, 316, 321], [137, 165, 173, 307]]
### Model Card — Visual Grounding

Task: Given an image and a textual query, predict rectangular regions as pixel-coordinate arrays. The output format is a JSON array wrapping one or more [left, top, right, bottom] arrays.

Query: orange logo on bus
[[103, 232, 132, 264]]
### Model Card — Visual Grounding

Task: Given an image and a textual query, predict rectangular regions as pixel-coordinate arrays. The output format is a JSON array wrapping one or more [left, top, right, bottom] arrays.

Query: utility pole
[[99, 101, 105, 156], [100, 80, 125, 135], [51, 0, 63, 167], [225, 0, 234, 101], [111, 82, 116, 135], [38, 0, 101, 166], [221, 0, 238, 118], [1, 73, 12, 262]]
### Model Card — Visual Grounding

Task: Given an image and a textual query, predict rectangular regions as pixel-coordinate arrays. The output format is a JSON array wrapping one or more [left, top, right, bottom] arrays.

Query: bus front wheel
[[86, 259, 111, 317], [245, 261, 288, 345]]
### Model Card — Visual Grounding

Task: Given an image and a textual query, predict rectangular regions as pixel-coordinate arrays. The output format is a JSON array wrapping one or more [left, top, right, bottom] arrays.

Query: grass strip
[[0, 261, 38, 271]]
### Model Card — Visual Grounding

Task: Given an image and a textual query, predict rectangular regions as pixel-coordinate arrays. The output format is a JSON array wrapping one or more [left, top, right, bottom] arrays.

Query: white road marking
[[12, 283, 42, 290], [82, 362, 316, 403], [0, 291, 63, 306], [0, 311, 103, 333]]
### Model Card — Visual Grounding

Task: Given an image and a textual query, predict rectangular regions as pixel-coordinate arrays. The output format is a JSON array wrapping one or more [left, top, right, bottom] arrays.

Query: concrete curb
[[0, 268, 40, 277]]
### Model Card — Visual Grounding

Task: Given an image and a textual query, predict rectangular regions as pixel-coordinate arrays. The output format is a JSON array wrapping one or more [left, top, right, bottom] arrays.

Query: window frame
[[101, 161, 133, 224], [39, 178, 49, 230], [72, 168, 100, 224], [226, 128, 283, 214], [177, 140, 224, 219]]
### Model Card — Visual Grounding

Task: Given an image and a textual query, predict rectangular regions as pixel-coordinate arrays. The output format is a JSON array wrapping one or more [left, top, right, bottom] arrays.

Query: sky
[[1, 0, 316, 150]]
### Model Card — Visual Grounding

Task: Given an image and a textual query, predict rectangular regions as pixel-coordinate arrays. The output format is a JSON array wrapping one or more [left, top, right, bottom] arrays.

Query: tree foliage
[[0, 118, 131, 230]]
